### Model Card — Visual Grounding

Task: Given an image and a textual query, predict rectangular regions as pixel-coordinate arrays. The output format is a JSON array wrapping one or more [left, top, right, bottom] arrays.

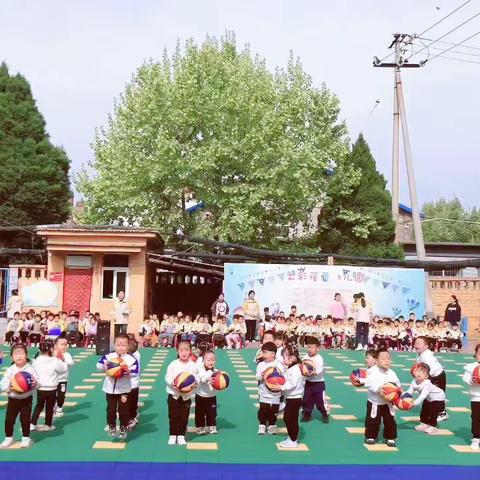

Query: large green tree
[[78, 34, 359, 248], [316, 133, 402, 258], [0, 62, 71, 225], [423, 197, 480, 243]]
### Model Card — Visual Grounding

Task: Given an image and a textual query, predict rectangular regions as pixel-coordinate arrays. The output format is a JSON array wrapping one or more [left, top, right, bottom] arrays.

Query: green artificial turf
[[0, 346, 477, 465]]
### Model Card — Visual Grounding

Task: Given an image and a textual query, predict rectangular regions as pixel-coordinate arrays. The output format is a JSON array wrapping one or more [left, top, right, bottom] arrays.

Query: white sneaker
[[0, 437, 14, 449], [20, 437, 33, 448], [257, 425, 267, 435], [209, 426, 218, 434], [355, 344, 363, 351], [42, 425, 56, 432], [167, 435, 177, 445], [424, 426, 438, 434], [30, 424, 37, 432], [437, 411, 449, 422], [177, 435, 186, 445], [471, 438, 480, 450], [267, 425, 278, 435], [55, 408, 64, 417], [414, 423, 429, 432], [278, 438, 298, 449], [196, 427, 206, 435], [104, 424, 110, 432], [363, 345, 368, 350]]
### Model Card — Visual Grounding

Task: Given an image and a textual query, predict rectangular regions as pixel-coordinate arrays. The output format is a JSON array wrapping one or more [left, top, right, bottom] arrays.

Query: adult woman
[[329, 293, 346, 323], [354, 293, 372, 351], [444, 295, 461, 326], [242, 290, 260, 343]]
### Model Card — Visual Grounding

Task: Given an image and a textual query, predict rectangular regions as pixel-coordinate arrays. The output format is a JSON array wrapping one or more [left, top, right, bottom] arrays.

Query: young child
[[195, 350, 218, 435], [211, 315, 227, 349], [255, 342, 284, 435], [164, 341, 199, 445], [254, 331, 275, 364], [405, 362, 446, 434], [414, 336, 448, 421], [127, 337, 141, 430], [301, 337, 329, 423], [0, 344, 38, 448], [31, 340, 68, 432], [364, 349, 400, 447], [84, 314, 98, 349], [462, 343, 480, 450], [270, 345, 305, 448], [53, 336, 74, 417], [97, 334, 139, 439], [5, 312, 22, 345]]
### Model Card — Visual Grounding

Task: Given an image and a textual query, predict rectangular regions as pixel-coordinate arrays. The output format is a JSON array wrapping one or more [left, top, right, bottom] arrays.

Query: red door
[[63, 268, 93, 315]]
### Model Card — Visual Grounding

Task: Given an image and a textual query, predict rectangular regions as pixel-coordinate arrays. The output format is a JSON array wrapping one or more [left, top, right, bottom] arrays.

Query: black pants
[[284, 398, 302, 441], [364, 401, 397, 440], [29, 333, 41, 344], [356, 322, 369, 346], [167, 394, 191, 436], [195, 394, 217, 428], [20, 331, 29, 343], [106, 392, 130, 428], [302, 381, 328, 417], [245, 319, 257, 342], [258, 402, 279, 426], [31, 390, 57, 426], [420, 400, 445, 427], [5, 331, 17, 344], [56, 381, 67, 408], [472, 402, 480, 439], [114, 324, 127, 337], [5, 396, 32, 437], [128, 387, 139, 421], [431, 371, 447, 392]]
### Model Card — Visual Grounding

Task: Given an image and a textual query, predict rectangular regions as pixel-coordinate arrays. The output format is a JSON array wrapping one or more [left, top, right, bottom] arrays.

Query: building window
[[102, 255, 129, 299]]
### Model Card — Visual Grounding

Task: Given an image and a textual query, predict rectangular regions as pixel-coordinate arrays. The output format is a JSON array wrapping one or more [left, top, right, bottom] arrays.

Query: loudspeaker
[[96, 321, 111, 355]]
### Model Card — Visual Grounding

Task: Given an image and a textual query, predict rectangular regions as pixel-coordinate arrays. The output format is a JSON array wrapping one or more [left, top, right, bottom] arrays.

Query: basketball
[[211, 370, 230, 390], [173, 372, 196, 393], [105, 357, 126, 379], [410, 363, 422, 377], [379, 382, 401, 402], [263, 366, 285, 391], [300, 359, 316, 376], [472, 365, 480, 384], [11, 371, 35, 393], [350, 368, 367, 387], [395, 392, 414, 410]]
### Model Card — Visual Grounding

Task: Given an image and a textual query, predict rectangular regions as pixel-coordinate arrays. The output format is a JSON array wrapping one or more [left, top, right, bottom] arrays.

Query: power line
[[0, 218, 36, 235], [427, 29, 480, 62], [418, 36, 480, 52], [418, 0, 472, 37], [426, 54, 480, 65], [412, 41, 480, 57], [408, 10, 480, 60]]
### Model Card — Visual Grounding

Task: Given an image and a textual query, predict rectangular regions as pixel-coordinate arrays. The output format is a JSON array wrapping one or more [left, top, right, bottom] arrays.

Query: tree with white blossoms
[[77, 33, 358, 249]]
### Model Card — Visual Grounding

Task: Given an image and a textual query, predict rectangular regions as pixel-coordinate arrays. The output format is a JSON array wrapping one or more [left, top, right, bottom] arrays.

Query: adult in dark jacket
[[444, 295, 461, 326]]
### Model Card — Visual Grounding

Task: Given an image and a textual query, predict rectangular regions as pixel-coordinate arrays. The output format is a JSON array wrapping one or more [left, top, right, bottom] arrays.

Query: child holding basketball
[[255, 342, 284, 435], [53, 335, 74, 417], [406, 362, 446, 434], [127, 337, 141, 430], [253, 331, 275, 364], [31, 340, 68, 432], [462, 343, 480, 450], [97, 333, 139, 440], [269, 345, 305, 448], [301, 337, 329, 423], [195, 350, 218, 435], [165, 341, 199, 445], [0, 344, 37, 448], [414, 336, 448, 421], [364, 348, 400, 447]]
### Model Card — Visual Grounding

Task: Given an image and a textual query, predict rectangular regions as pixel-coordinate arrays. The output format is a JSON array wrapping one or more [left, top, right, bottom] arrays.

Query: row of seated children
[[139, 314, 248, 349], [4, 310, 99, 348]]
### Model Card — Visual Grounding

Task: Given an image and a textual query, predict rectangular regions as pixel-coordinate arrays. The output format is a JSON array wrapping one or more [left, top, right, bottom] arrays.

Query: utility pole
[[374, 33, 427, 260]]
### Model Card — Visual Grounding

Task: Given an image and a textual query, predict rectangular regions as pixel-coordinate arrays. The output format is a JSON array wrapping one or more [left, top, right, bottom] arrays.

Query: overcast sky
[[2, 0, 479, 208]]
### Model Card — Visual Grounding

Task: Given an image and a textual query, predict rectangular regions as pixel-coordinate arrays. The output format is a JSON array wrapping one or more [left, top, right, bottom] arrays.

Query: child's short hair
[[177, 341, 192, 351], [414, 336, 429, 346], [365, 349, 376, 358], [55, 334, 67, 344], [115, 333, 130, 343], [128, 338, 138, 353], [262, 330, 275, 341], [415, 362, 430, 375], [376, 347, 390, 357], [202, 349, 215, 358], [11, 343, 28, 357], [273, 332, 285, 341], [474, 344, 480, 356], [305, 337, 320, 347]]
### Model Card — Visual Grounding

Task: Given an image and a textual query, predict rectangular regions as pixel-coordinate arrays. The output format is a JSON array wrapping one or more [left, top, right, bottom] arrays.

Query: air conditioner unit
[[66, 255, 93, 269]]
